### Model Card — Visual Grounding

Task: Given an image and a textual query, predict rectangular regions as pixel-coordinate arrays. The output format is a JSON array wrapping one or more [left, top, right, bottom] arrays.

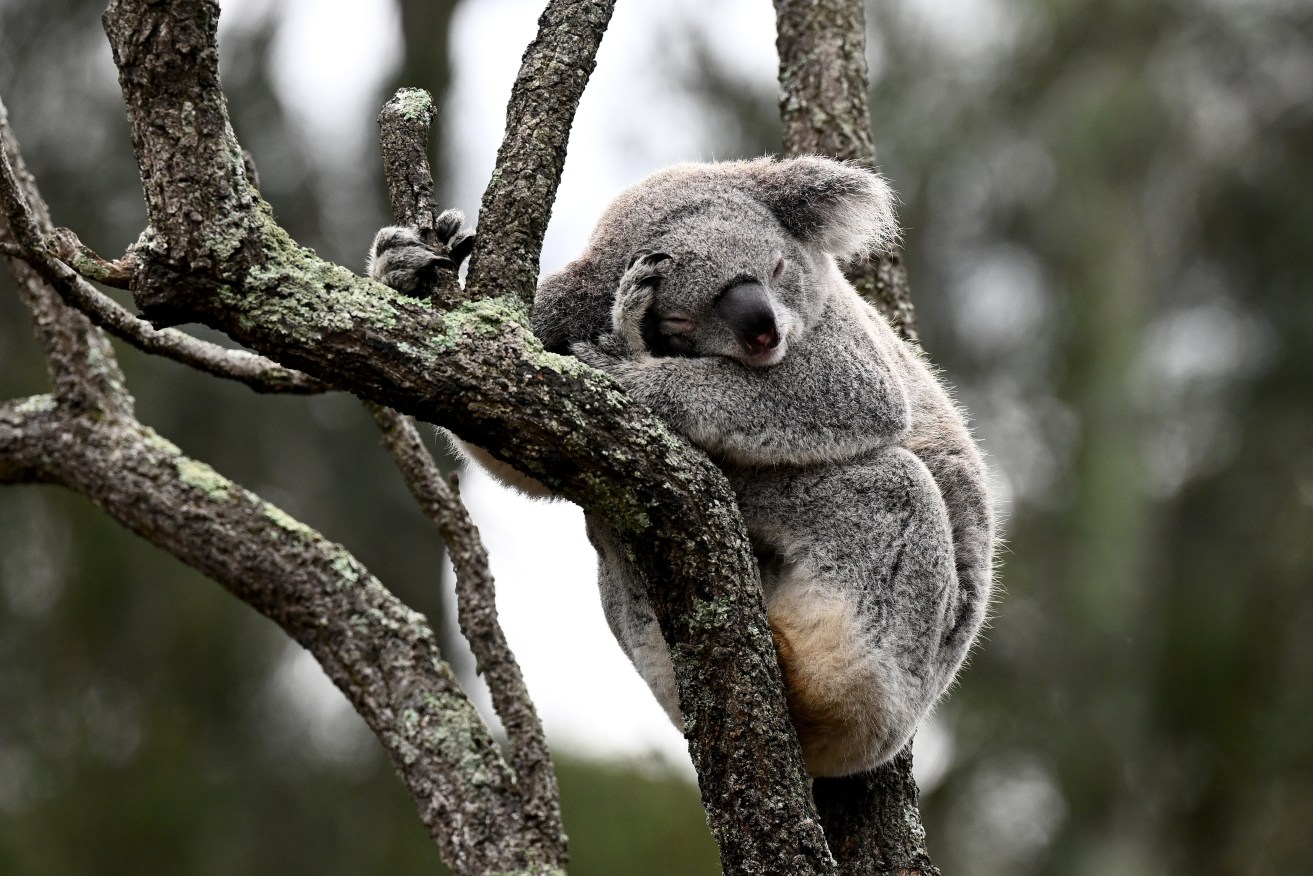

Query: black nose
[[715, 281, 779, 356]]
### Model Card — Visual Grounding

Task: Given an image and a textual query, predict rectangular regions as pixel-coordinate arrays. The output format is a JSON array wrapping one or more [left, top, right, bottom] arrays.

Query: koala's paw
[[434, 208, 477, 267], [368, 225, 451, 297], [569, 335, 627, 373], [613, 251, 671, 353]]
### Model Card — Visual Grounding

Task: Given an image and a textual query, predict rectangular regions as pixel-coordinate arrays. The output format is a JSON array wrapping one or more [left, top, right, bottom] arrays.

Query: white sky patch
[[447, 465, 693, 770], [222, 0, 401, 169]]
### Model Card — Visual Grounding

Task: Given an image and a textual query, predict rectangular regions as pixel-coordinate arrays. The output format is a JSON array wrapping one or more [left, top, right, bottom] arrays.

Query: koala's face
[[638, 206, 823, 368], [533, 157, 898, 361]]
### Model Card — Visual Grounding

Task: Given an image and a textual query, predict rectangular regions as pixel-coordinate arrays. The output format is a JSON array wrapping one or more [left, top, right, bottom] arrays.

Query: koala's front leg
[[575, 285, 910, 466]]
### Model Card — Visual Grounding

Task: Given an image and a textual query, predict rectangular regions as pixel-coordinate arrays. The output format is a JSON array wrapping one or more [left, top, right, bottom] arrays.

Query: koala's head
[[534, 156, 897, 366]]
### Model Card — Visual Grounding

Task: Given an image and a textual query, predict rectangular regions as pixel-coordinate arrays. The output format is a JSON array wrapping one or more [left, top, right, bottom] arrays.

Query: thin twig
[[372, 86, 562, 842], [45, 249, 328, 395], [0, 178, 326, 395], [47, 227, 135, 288], [1, 95, 127, 412], [367, 405, 562, 841]]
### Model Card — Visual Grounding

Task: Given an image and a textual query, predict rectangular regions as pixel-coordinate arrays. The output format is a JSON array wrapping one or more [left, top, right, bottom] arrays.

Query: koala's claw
[[448, 230, 477, 266], [434, 209, 465, 245], [368, 210, 475, 298], [435, 209, 478, 267], [626, 250, 672, 277], [613, 255, 669, 354]]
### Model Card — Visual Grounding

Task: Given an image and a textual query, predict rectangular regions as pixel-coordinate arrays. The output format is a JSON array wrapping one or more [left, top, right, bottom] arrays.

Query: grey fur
[[368, 157, 994, 777], [544, 157, 993, 776], [367, 208, 473, 297]]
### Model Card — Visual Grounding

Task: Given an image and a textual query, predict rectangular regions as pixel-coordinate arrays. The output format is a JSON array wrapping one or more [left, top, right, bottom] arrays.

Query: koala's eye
[[661, 334, 698, 358], [771, 255, 787, 280]]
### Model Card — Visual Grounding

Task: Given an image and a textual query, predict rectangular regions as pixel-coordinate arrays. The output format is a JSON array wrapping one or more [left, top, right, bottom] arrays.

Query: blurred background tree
[[2, 0, 1311, 874]]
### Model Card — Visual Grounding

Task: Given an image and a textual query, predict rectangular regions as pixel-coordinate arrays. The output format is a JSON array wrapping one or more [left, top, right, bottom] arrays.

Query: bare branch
[[463, 0, 617, 308], [377, 89, 442, 233], [376, 89, 465, 307], [43, 228, 327, 394], [0, 395, 571, 876], [47, 226, 135, 288], [0, 161, 327, 395], [370, 94, 563, 849], [369, 405, 564, 849], [0, 96, 128, 413]]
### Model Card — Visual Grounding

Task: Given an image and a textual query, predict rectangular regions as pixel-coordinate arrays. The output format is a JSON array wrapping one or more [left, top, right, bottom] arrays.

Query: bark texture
[[775, 1, 939, 873], [1, 96, 564, 876], [90, 0, 832, 873], [371, 98, 564, 856]]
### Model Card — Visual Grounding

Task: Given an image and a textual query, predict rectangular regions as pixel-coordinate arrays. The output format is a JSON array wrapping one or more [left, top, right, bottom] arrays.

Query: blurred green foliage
[[3, 0, 1312, 874]]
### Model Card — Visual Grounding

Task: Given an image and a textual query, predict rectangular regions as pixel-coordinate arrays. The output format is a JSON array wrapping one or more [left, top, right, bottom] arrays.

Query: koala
[[537, 157, 995, 777], [369, 157, 994, 777]]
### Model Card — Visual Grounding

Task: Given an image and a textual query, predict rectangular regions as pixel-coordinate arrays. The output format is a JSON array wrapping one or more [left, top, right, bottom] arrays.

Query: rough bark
[[88, 0, 833, 873], [1, 104, 570, 876], [370, 98, 563, 854], [775, 1, 938, 874]]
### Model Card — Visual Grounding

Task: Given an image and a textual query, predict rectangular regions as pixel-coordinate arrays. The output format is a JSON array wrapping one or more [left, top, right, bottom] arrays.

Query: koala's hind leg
[[744, 446, 960, 776]]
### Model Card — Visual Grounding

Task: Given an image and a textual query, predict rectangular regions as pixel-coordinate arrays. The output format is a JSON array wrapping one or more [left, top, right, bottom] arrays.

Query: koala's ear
[[744, 156, 898, 260], [533, 256, 612, 354]]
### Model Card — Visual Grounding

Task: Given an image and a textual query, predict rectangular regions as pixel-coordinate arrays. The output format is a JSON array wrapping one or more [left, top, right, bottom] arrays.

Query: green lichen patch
[[394, 88, 434, 120], [428, 295, 530, 354], [175, 457, 231, 498], [14, 395, 57, 415], [263, 504, 314, 537], [330, 552, 361, 585]]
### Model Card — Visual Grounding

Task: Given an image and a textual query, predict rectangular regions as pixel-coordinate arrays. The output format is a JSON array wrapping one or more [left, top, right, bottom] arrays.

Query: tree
[[0, 1, 942, 873]]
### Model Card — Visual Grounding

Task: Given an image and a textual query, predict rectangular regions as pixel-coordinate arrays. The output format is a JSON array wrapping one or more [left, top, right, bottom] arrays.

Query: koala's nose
[[715, 281, 780, 356]]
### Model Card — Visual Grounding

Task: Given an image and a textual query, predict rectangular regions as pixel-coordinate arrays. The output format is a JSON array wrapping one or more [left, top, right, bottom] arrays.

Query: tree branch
[[463, 0, 616, 309], [369, 405, 564, 848], [101, 0, 834, 872], [3, 223, 329, 395], [376, 89, 465, 307], [775, 1, 937, 873], [1, 96, 570, 876], [0, 395, 567, 875], [0, 97, 127, 413], [370, 93, 563, 848]]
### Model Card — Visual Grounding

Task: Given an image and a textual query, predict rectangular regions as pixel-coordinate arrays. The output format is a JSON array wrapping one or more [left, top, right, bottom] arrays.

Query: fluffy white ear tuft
[[743, 156, 899, 260]]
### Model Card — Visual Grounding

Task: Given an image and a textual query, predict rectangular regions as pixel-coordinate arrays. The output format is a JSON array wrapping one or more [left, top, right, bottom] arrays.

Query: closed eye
[[771, 255, 787, 280], [660, 316, 694, 334]]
